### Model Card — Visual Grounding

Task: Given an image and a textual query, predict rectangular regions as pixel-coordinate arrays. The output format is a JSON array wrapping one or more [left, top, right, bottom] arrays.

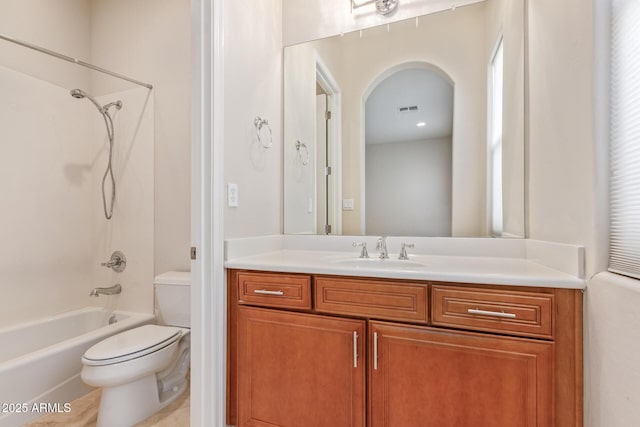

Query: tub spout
[[89, 284, 122, 297]]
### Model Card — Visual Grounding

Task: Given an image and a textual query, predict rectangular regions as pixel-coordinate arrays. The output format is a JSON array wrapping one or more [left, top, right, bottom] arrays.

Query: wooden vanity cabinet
[[236, 306, 365, 427], [369, 321, 553, 427], [227, 270, 583, 427]]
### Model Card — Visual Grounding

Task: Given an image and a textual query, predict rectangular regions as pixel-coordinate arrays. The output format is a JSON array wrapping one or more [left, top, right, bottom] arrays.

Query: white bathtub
[[0, 307, 155, 427]]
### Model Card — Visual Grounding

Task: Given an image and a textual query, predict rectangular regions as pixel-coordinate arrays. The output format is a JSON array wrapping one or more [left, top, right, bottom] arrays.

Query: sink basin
[[330, 257, 426, 269]]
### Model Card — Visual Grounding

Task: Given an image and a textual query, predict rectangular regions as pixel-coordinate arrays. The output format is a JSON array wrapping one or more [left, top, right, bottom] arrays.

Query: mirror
[[283, 0, 525, 237]]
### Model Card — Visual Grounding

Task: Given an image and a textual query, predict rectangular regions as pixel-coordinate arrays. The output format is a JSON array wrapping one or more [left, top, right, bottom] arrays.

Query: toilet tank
[[154, 271, 191, 327]]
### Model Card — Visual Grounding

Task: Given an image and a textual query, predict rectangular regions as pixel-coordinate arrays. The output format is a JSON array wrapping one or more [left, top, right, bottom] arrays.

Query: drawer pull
[[353, 332, 358, 368], [253, 289, 284, 296], [467, 308, 517, 319], [373, 332, 379, 370]]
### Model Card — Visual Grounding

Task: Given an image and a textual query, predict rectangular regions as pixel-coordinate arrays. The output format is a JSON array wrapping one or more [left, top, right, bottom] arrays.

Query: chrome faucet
[[376, 236, 389, 259], [90, 284, 122, 297], [353, 242, 369, 258], [399, 243, 415, 260]]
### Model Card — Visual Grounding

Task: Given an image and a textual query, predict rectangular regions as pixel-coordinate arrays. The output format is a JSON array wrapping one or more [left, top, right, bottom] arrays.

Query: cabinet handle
[[253, 289, 284, 296], [373, 332, 378, 370], [353, 331, 358, 368], [467, 308, 517, 319]]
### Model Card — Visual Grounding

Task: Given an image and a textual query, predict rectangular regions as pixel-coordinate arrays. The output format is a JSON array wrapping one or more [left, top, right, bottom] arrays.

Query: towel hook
[[254, 116, 273, 149], [295, 140, 310, 166]]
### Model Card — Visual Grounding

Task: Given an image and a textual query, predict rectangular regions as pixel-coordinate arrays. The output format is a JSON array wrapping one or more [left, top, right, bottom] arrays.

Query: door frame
[[315, 55, 342, 235]]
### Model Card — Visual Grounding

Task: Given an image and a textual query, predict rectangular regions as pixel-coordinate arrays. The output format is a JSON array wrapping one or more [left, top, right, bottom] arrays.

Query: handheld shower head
[[69, 88, 123, 221], [70, 88, 104, 113]]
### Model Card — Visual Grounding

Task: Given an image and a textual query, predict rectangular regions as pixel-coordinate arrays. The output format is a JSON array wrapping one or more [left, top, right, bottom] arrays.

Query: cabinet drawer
[[315, 277, 428, 323], [237, 272, 311, 310], [432, 285, 554, 339]]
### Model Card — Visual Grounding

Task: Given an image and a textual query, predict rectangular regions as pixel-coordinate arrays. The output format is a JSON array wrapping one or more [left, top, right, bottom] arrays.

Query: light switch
[[342, 199, 354, 211], [308, 197, 313, 213], [227, 183, 239, 207]]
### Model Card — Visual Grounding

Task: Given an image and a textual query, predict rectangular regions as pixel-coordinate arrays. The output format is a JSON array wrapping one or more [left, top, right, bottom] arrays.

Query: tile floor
[[26, 386, 190, 427]]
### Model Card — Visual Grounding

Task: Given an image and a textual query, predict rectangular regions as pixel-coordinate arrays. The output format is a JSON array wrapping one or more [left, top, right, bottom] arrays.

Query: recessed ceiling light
[[416, 122, 426, 127]]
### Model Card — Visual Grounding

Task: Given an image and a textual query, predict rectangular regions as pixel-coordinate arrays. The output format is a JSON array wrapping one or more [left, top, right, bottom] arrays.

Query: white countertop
[[224, 248, 586, 289]]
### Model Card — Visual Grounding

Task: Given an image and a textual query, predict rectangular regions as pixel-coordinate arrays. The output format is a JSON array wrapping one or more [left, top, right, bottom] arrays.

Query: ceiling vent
[[398, 105, 419, 113]]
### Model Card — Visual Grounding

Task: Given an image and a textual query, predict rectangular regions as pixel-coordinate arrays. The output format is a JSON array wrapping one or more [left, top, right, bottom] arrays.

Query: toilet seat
[[82, 325, 183, 366]]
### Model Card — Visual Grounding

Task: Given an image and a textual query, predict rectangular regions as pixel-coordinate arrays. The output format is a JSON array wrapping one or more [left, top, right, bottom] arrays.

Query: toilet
[[81, 271, 191, 427]]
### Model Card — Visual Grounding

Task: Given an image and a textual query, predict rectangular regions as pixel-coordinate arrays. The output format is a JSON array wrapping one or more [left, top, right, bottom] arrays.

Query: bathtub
[[0, 307, 155, 427]]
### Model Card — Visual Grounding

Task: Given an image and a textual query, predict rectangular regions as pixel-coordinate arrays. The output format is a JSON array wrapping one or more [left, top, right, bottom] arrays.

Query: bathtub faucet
[[90, 284, 122, 297]]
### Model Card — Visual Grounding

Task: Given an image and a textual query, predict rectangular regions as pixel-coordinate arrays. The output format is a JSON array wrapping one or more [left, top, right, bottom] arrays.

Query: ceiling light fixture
[[416, 122, 427, 127], [351, 0, 399, 16]]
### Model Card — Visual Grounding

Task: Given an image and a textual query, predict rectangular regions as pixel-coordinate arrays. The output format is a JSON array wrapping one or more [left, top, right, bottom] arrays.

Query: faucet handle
[[353, 242, 369, 258], [101, 251, 126, 273], [399, 243, 415, 260]]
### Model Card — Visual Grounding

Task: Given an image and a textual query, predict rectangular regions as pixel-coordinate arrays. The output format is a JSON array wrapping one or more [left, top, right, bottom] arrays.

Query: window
[[609, 0, 640, 279], [488, 37, 504, 237]]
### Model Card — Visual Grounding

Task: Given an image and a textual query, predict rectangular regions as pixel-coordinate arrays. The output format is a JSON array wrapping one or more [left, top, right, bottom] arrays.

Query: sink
[[330, 257, 426, 269]]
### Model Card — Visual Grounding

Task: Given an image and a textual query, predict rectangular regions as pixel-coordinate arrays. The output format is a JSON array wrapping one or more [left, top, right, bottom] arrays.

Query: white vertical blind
[[609, 0, 640, 279]]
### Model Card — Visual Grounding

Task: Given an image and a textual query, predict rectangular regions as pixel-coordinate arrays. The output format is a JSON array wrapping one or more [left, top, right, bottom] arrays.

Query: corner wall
[[91, 0, 192, 275]]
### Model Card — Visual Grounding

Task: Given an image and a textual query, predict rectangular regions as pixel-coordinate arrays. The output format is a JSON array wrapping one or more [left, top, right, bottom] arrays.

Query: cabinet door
[[369, 322, 553, 427], [237, 306, 366, 427]]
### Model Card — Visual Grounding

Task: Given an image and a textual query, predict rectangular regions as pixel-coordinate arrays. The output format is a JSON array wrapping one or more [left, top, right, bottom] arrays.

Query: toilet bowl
[[81, 271, 191, 427]]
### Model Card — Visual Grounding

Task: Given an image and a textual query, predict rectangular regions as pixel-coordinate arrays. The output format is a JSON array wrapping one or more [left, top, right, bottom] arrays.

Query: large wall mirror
[[283, 0, 525, 238]]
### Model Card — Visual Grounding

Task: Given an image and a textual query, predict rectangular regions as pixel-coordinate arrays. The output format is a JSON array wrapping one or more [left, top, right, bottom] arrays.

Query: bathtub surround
[[0, 62, 155, 328], [0, 65, 93, 326], [0, 0, 192, 328]]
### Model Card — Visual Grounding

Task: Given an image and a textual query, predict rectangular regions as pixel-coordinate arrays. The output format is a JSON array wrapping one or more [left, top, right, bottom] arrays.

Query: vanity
[[228, 2, 580, 423], [225, 238, 584, 427]]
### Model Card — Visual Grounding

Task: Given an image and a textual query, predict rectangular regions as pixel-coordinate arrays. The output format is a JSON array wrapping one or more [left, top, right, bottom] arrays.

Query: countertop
[[224, 249, 586, 289]]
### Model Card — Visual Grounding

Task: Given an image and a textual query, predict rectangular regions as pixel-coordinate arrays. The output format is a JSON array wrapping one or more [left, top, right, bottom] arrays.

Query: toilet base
[[96, 374, 187, 427]]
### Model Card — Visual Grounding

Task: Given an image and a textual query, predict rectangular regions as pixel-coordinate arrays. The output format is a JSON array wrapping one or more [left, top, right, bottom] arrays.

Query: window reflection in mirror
[[283, 0, 525, 238], [489, 37, 504, 237]]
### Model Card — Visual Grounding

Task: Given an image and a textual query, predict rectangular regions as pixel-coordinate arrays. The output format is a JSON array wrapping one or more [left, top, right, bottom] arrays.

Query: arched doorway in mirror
[[363, 64, 454, 236]]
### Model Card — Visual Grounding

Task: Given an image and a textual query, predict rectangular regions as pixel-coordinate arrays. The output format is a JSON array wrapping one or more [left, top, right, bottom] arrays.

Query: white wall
[[0, 0, 91, 89], [224, 0, 283, 238], [366, 138, 452, 236], [527, 1, 640, 426], [91, 0, 192, 275], [528, 0, 598, 267], [587, 273, 640, 426], [283, 43, 316, 234], [283, 0, 484, 45]]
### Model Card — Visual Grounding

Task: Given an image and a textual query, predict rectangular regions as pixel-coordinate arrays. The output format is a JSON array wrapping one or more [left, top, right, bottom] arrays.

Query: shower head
[[70, 88, 105, 113], [69, 88, 122, 113], [70, 88, 86, 99]]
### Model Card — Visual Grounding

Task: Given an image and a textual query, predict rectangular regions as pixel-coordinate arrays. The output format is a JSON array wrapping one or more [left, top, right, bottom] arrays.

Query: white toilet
[[81, 271, 191, 427]]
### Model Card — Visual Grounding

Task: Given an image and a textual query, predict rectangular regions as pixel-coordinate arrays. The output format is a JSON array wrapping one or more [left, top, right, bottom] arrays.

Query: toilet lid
[[83, 325, 183, 365]]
